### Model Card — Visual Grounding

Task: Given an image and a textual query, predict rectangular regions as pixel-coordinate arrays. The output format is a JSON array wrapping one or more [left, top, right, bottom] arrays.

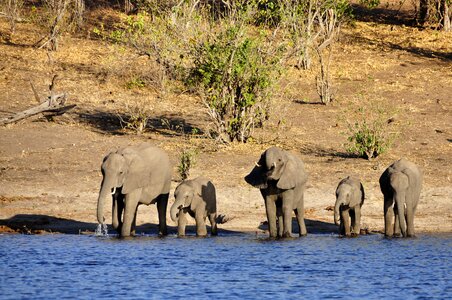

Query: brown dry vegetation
[[0, 1, 451, 235]]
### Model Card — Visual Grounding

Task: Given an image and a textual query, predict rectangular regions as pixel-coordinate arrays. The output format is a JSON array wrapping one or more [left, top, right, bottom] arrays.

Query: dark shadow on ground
[[0, 214, 97, 234], [76, 108, 203, 137], [351, 3, 416, 26], [293, 99, 325, 105], [344, 31, 452, 61], [258, 218, 339, 235], [298, 144, 359, 159], [0, 214, 243, 236]]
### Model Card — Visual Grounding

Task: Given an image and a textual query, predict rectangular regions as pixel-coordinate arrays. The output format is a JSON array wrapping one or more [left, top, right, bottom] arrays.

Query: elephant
[[170, 177, 218, 237], [96, 143, 172, 237], [245, 146, 308, 238], [379, 158, 422, 238], [334, 176, 365, 237]]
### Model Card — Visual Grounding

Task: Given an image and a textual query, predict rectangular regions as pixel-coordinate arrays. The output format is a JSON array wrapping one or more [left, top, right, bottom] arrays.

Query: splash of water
[[95, 223, 108, 236]]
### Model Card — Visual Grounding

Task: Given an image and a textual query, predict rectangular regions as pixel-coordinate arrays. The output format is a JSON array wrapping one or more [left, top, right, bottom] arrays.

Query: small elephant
[[245, 147, 308, 238], [97, 143, 172, 237], [379, 158, 422, 237], [334, 176, 365, 237], [170, 177, 218, 237]]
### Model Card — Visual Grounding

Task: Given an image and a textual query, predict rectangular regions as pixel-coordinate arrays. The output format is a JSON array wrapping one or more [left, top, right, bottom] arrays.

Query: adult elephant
[[97, 143, 172, 237], [379, 158, 422, 238], [245, 147, 308, 238], [170, 177, 218, 237], [334, 176, 365, 237]]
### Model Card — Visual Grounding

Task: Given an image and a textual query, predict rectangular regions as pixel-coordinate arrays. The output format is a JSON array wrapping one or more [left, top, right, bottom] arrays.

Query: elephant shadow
[[0, 214, 242, 236], [0, 214, 98, 234], [258, 217, 339, 234]]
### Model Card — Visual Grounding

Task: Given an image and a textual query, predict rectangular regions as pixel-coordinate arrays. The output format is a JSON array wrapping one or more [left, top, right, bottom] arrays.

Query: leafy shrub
[[188, 24, 283, 143], [345, 106, 397, 159], [178, 148, 198, 181]]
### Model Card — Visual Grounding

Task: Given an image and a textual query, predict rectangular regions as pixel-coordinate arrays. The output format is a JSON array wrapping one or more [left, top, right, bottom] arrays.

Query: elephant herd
[[96, 143, 423, 239]]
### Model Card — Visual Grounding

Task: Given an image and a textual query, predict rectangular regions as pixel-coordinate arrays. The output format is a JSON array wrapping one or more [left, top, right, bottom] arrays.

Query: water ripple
[[0, 233, 451, 299]]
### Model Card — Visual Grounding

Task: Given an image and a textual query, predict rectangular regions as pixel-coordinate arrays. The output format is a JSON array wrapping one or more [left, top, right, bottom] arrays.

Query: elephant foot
[[299, 232, 307, 237]]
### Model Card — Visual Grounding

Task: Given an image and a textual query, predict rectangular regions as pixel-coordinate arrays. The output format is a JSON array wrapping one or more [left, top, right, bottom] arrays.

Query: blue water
[[0, 233, 451, 299]]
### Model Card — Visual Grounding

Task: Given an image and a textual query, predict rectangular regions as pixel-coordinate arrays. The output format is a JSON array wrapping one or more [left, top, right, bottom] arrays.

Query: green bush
[[346, 121, 391, 159], [345, 106, 397, 159], [188, 24, 283, 143], [178, 148, 198, 181]]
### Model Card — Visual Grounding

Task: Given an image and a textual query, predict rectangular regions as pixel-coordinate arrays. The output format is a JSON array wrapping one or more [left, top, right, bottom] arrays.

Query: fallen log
[[0, 75, 75, 126]]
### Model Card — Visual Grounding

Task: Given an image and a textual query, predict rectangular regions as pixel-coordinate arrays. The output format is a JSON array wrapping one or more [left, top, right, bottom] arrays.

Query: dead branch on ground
[[0, 75, 75, 126]]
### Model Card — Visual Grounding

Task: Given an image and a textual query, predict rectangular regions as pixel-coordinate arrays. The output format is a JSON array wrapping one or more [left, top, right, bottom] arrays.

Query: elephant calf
[[170, 177, 218, 237], [380, 158, 422, 237], [334, 176, 365, 237]]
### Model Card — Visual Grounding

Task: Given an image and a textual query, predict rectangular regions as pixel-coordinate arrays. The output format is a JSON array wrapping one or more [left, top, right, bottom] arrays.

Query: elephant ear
[[201, 180, 216, 215], [244, 154, 267, 189], [121, 152, 149, 194], [277, 153, 302, 190]]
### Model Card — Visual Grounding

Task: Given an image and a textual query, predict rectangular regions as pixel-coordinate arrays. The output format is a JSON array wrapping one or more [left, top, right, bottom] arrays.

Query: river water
[[0, 233, 450, 299]]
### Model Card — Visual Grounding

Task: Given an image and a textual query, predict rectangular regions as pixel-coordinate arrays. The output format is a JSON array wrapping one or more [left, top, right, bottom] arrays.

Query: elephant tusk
[[255, 161, 261, 168], [111, 187, 116, 195]]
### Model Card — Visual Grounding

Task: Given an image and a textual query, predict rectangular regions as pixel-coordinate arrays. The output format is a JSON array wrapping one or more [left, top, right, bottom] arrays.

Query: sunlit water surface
[[0, 233, 450, 299]]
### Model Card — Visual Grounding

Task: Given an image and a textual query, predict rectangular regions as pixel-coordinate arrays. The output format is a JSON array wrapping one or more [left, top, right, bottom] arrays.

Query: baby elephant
[[170, 177, 218, 237], [334, 176, 365, 237], [380, 158, 422, 237]]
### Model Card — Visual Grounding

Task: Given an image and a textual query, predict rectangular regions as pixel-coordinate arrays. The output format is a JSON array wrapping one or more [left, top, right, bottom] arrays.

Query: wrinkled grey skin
[[379, 158, 422, 238], [170, 177, 217, 237], [245, 147, 308, 238], [334, 176, 365, 237], [97, 143, 172, 237]]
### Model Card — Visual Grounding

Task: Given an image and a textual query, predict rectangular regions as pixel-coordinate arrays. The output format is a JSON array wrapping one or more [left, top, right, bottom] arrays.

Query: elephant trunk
[[334, 199, 343, 226], [170, 198, 184, 223], [97, 177, 115, 224]]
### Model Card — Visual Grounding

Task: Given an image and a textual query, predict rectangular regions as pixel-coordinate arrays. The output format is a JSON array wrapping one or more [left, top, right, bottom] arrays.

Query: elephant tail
[[215, 214, 233, 224]]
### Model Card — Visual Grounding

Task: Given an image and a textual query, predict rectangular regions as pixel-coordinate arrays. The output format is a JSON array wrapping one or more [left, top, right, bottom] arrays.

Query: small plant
[[126, 77, 146, 89], [118, 98, 153, 134], [346, 121, 391, 159], [178, 148, 198, 181], [345, 105, 397, 160]]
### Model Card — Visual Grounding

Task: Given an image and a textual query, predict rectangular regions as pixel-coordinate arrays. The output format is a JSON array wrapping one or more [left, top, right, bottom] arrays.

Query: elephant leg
[[276, 205, 284, 238], [341, 209, 351, 236], [131, 206, 138, 236], [384, 198, 394, 237], [281, 190, 294, 238], [156, 193, 169, 236], [352, 207, 361, 236], [177, 210, 188, 237], [264, 192, 278, 238], [295, 195, 307, 236], [195, 211, 207, 237], [121, 190, 140, 237], [209, 213, 218, 236], [406, 201, 415, 237]]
